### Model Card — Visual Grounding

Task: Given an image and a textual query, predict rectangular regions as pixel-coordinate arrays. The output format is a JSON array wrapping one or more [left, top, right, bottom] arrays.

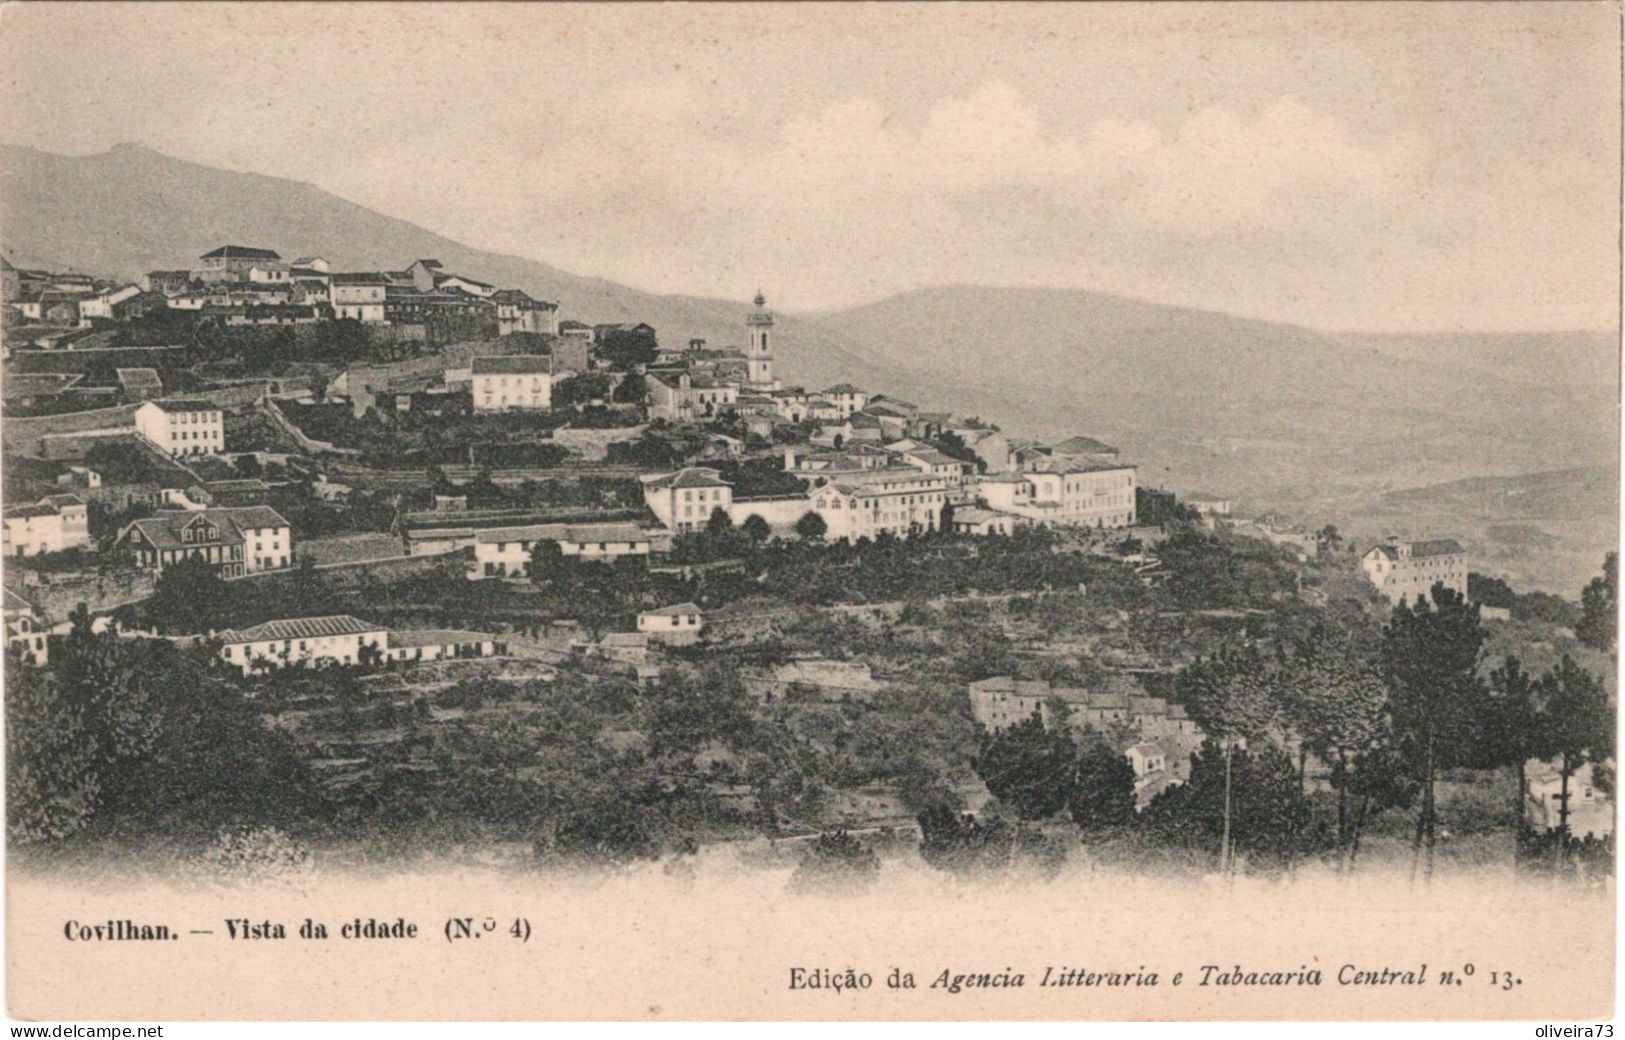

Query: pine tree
[[1383, 585, 1488, 881], [1070, 739, 1137, 832], [973, 714, 1078, 821], [1482, 656, 1546, 827], [1178, 646, 1282, 872], [1577, 552, 1617, 653], [1282, 622, 1389, 857], [1536, 655, 1614, 840]]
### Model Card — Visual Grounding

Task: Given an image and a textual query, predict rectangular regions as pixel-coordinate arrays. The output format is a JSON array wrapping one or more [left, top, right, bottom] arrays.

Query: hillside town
[[2, 242, 1615, 883]]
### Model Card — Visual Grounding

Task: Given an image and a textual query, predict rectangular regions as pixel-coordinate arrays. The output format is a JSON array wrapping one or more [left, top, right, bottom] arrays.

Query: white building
[[809, 467, 947, 541], [119, 506, 292, 578], [247, 263, 291, 285], [193, 245, 282, 283], [2, 494, 90, 555], [978, 460, 1137, 529], [491, 289, 560, 337], [1525, 759, 1614, 839], [1186, 493, 1233, 517], [900, 447, 968, 487], [637, 602, 704, 643], [219, 615, 388, 675], [1360, 537, 1468, 606], [471, 522, 652, 579], [383, 628, 500, 665], [218, 614, 501, 674], [133, 400, 225, 457], [642, 468, 735, 533], [77, 284, 142, 321], [950, 506, 1028, 537], [821, 384, 868, 417], [329, 273, 389, 323], [4, 588, 48, 666], [472, 355, 552, 411]]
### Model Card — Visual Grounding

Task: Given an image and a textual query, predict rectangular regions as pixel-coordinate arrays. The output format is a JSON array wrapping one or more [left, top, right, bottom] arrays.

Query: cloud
[[733, 84, 1414, 245], [1118, 96, 1415, 234]]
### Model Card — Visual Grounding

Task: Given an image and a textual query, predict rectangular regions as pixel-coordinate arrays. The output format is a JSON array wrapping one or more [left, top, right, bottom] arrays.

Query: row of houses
[[213, 613, 501, 674], [968, 674, 1204, 809], [2, 257, 166, 330], [146, 249, 561, 337]]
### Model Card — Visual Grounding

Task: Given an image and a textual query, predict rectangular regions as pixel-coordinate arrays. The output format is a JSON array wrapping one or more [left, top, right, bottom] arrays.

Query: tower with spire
[[745, 290, 776, 389]]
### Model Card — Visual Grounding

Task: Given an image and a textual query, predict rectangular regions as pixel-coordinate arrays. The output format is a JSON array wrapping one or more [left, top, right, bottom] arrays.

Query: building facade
[[471, 522, 652, 579], [642, 468, 735, 532], [809, 468, 947, 541], [119, 506, 293, 577], [472, 355, 552, 411], [2, 494, 90, 555], [133, 401, 225, 457], [978, 461, 1137, 529], [1360, 537, 1468, 606], [193, 245, 281, 283], [637, 602, 705, 643], [330, 273, 389, 322]]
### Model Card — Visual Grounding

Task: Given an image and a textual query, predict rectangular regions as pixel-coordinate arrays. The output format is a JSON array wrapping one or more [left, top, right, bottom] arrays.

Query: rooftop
[[1047, 435, 1120, 457], [200, 245, 281, 260], [475, 522, 649, 545], [643, 467, 732, 491], [387, 628, 494, 648], [220, 614, 382, 644], [641, 602, 703, 617], [472, 355, 552, 375], [123, 506, 289, 550]]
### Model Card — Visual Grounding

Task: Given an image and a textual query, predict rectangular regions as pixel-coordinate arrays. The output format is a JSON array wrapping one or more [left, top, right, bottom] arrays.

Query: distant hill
[[2, 144, 1615, 590], [0, 142, 972, 406], [1379, 465, 1619, 525], [1355, 465, 1620, 595], [808, 284, 1616, 496]]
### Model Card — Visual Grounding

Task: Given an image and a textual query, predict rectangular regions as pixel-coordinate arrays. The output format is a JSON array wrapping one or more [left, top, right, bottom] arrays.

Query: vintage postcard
[[0, 1, 1617, 1024]]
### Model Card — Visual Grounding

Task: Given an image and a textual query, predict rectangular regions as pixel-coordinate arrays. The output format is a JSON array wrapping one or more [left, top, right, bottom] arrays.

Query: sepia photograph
[[0, 0, 1618, 1025]]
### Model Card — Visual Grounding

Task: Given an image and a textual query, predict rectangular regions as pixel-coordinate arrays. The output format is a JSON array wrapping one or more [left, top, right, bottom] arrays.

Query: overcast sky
[[1, 3, 1618, 331]]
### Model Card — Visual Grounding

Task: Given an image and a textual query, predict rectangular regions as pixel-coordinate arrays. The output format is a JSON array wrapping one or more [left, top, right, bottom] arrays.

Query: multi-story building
[[1360, 537, 1468, 606], [471, 522, 651, 579], [821, 383, 868, 418], [642, 468, 735, 533], [637, 602, 705, 643], [77, 284, 142, 321], [646, 370, 739, 421], [978, 458, 1137, 529], [471, 355, 552, 411], [4, 588, 48, 666], [491, 289, 560, 336], [2, 494, 90, 555], [146, 269, 193, 295], [133, 400, 225, 457], [329, 273, 389, 322], [809, 467, 947, 541], [900, 447, 968, 487], [118, 506, 293, 578], [192, 245, 282, 283]]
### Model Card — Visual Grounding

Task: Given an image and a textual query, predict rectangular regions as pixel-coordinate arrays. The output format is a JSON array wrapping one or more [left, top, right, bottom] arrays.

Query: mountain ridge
[[1, 143, 1616, 590]]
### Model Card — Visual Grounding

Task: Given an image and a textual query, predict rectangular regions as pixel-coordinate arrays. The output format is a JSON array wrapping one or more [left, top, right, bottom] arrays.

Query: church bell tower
[[746, 290, 776, 389]]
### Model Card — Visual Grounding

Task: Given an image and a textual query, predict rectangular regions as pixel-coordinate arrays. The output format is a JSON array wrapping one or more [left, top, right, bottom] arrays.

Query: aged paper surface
[[0, 1, 1618, 1023]]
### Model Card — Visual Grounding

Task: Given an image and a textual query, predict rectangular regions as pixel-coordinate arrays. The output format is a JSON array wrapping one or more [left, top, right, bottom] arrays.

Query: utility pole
[[1221, 741, 1233, 876]]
